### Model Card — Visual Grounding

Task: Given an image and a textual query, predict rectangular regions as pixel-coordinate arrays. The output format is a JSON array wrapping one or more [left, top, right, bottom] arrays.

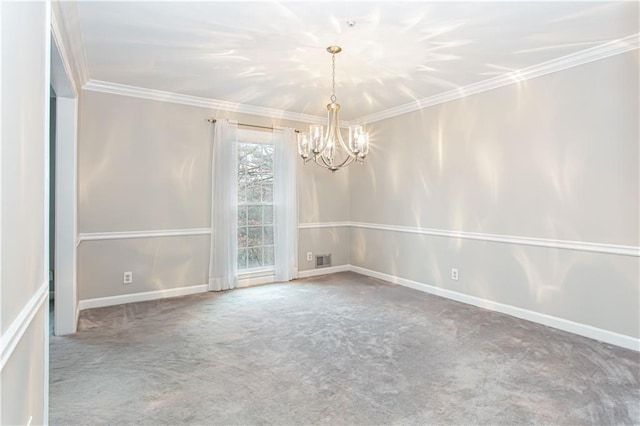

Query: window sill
[[238, 267, 275, 279], [237, 272, 275, 288]]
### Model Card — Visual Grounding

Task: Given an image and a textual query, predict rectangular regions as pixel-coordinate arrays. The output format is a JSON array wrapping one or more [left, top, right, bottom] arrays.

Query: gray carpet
[[50, 272, 640, 425]]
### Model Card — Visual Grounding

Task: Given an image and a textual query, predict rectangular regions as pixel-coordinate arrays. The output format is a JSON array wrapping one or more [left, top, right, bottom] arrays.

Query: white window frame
[[237, 129, 275, 279]]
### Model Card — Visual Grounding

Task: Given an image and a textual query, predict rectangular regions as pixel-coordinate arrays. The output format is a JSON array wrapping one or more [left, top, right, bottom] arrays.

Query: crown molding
[[50, 6, 78, 97], [353, 33, 640, 125], [83, 80, 334, 126], [50, 1, 90, 91], [82, 33, 638, 127]]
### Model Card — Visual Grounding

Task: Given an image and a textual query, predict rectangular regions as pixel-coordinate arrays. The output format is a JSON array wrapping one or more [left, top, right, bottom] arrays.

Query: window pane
[[246, 183, 261, 202], [238, 227, 248, 248], [238, 248, 248, 269], [238, 206, 247, 226], [263, 246, 274, 266], [238, 185, 246, 203], [247, 226, 262, 247], [248, 247, 262, 268], [237, 139, 275, 271], [248, 205, 262, 225], [260, 170, 273, 183], [262, 185, 273, 202], [263, 226, 274, 246], [263, 206, 273, 224], [263, 144, 274, 162]]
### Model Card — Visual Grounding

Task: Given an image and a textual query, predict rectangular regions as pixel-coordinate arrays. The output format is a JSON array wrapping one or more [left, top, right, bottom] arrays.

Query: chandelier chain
[[331, 53, 337, 103]]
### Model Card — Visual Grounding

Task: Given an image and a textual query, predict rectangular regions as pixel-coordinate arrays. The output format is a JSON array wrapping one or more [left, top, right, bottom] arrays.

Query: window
[[237, 130, 274, 273]]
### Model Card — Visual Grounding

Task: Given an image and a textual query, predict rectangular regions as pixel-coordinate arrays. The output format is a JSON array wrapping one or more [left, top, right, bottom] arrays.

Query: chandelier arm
[[316, 150, 356, 171], [336, 130, 356, 158], [312, 155, 334, 170], [331, 154, 356, 170], [317, 153, 334, 169]]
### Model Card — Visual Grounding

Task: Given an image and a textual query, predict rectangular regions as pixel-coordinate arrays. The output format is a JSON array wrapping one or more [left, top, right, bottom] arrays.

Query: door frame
[[50, 24, 78, 336]]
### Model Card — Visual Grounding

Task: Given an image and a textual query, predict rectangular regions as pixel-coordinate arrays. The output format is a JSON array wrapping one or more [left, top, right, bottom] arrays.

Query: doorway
[[49, 29, 78, 336], [49, 89, 56, 335]]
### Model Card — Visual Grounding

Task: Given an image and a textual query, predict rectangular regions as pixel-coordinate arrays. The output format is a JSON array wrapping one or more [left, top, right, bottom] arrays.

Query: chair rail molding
[[300, 221, 639, 257], [78, 228, 212, 242], [298, 222, 350, 229], [0, 282, 48, 372], [78, 223, 638, 256]]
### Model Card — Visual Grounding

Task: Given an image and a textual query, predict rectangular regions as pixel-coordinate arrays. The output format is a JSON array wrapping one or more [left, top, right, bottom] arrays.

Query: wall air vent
[[315, 254, 331, 268]]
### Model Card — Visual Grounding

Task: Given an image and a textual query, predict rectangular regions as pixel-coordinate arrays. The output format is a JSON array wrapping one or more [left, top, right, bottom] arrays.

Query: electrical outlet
[[123, 271, 133, 284], [306, 252, 313, 261], [451, 268, 459, 281]]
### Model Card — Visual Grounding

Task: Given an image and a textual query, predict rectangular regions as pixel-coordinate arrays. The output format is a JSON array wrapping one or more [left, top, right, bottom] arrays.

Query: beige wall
[[78, 236, 210, 300], [77, 90, 349, 300], [349, 51, 639, 339], [1, 1, 49, 424], [77, 49, 638, 341], [299, 227, 350, 271], [78, 92, 212, 233], [1, 309, 46, 425]]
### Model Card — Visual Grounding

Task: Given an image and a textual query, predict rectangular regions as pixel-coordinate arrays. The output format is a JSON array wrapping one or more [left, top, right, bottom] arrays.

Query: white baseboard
[[78, 284, 208, 311], [73, 265, 638, 351], [350, 265, 640, 352], [297, 265, 351, 278]]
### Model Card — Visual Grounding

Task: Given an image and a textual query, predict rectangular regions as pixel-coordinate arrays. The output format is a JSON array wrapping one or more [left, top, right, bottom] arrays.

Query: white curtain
[[273, 128, 298, 282], [208, 119, 238, 291]]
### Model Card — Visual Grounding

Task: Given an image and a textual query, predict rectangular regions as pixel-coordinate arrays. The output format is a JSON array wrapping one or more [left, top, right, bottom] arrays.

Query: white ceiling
[[75, 1, 639, 121]]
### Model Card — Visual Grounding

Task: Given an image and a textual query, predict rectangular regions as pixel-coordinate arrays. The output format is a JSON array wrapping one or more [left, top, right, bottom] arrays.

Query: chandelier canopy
[[297, 46, 369, 172]]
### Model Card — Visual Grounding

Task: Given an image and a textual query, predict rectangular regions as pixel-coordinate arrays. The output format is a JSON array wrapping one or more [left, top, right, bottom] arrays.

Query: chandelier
[[297, 46, 369, 172]]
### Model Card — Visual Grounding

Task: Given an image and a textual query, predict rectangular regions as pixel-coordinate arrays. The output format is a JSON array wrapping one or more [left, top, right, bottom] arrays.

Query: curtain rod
[[207, 118, 299, 134]]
